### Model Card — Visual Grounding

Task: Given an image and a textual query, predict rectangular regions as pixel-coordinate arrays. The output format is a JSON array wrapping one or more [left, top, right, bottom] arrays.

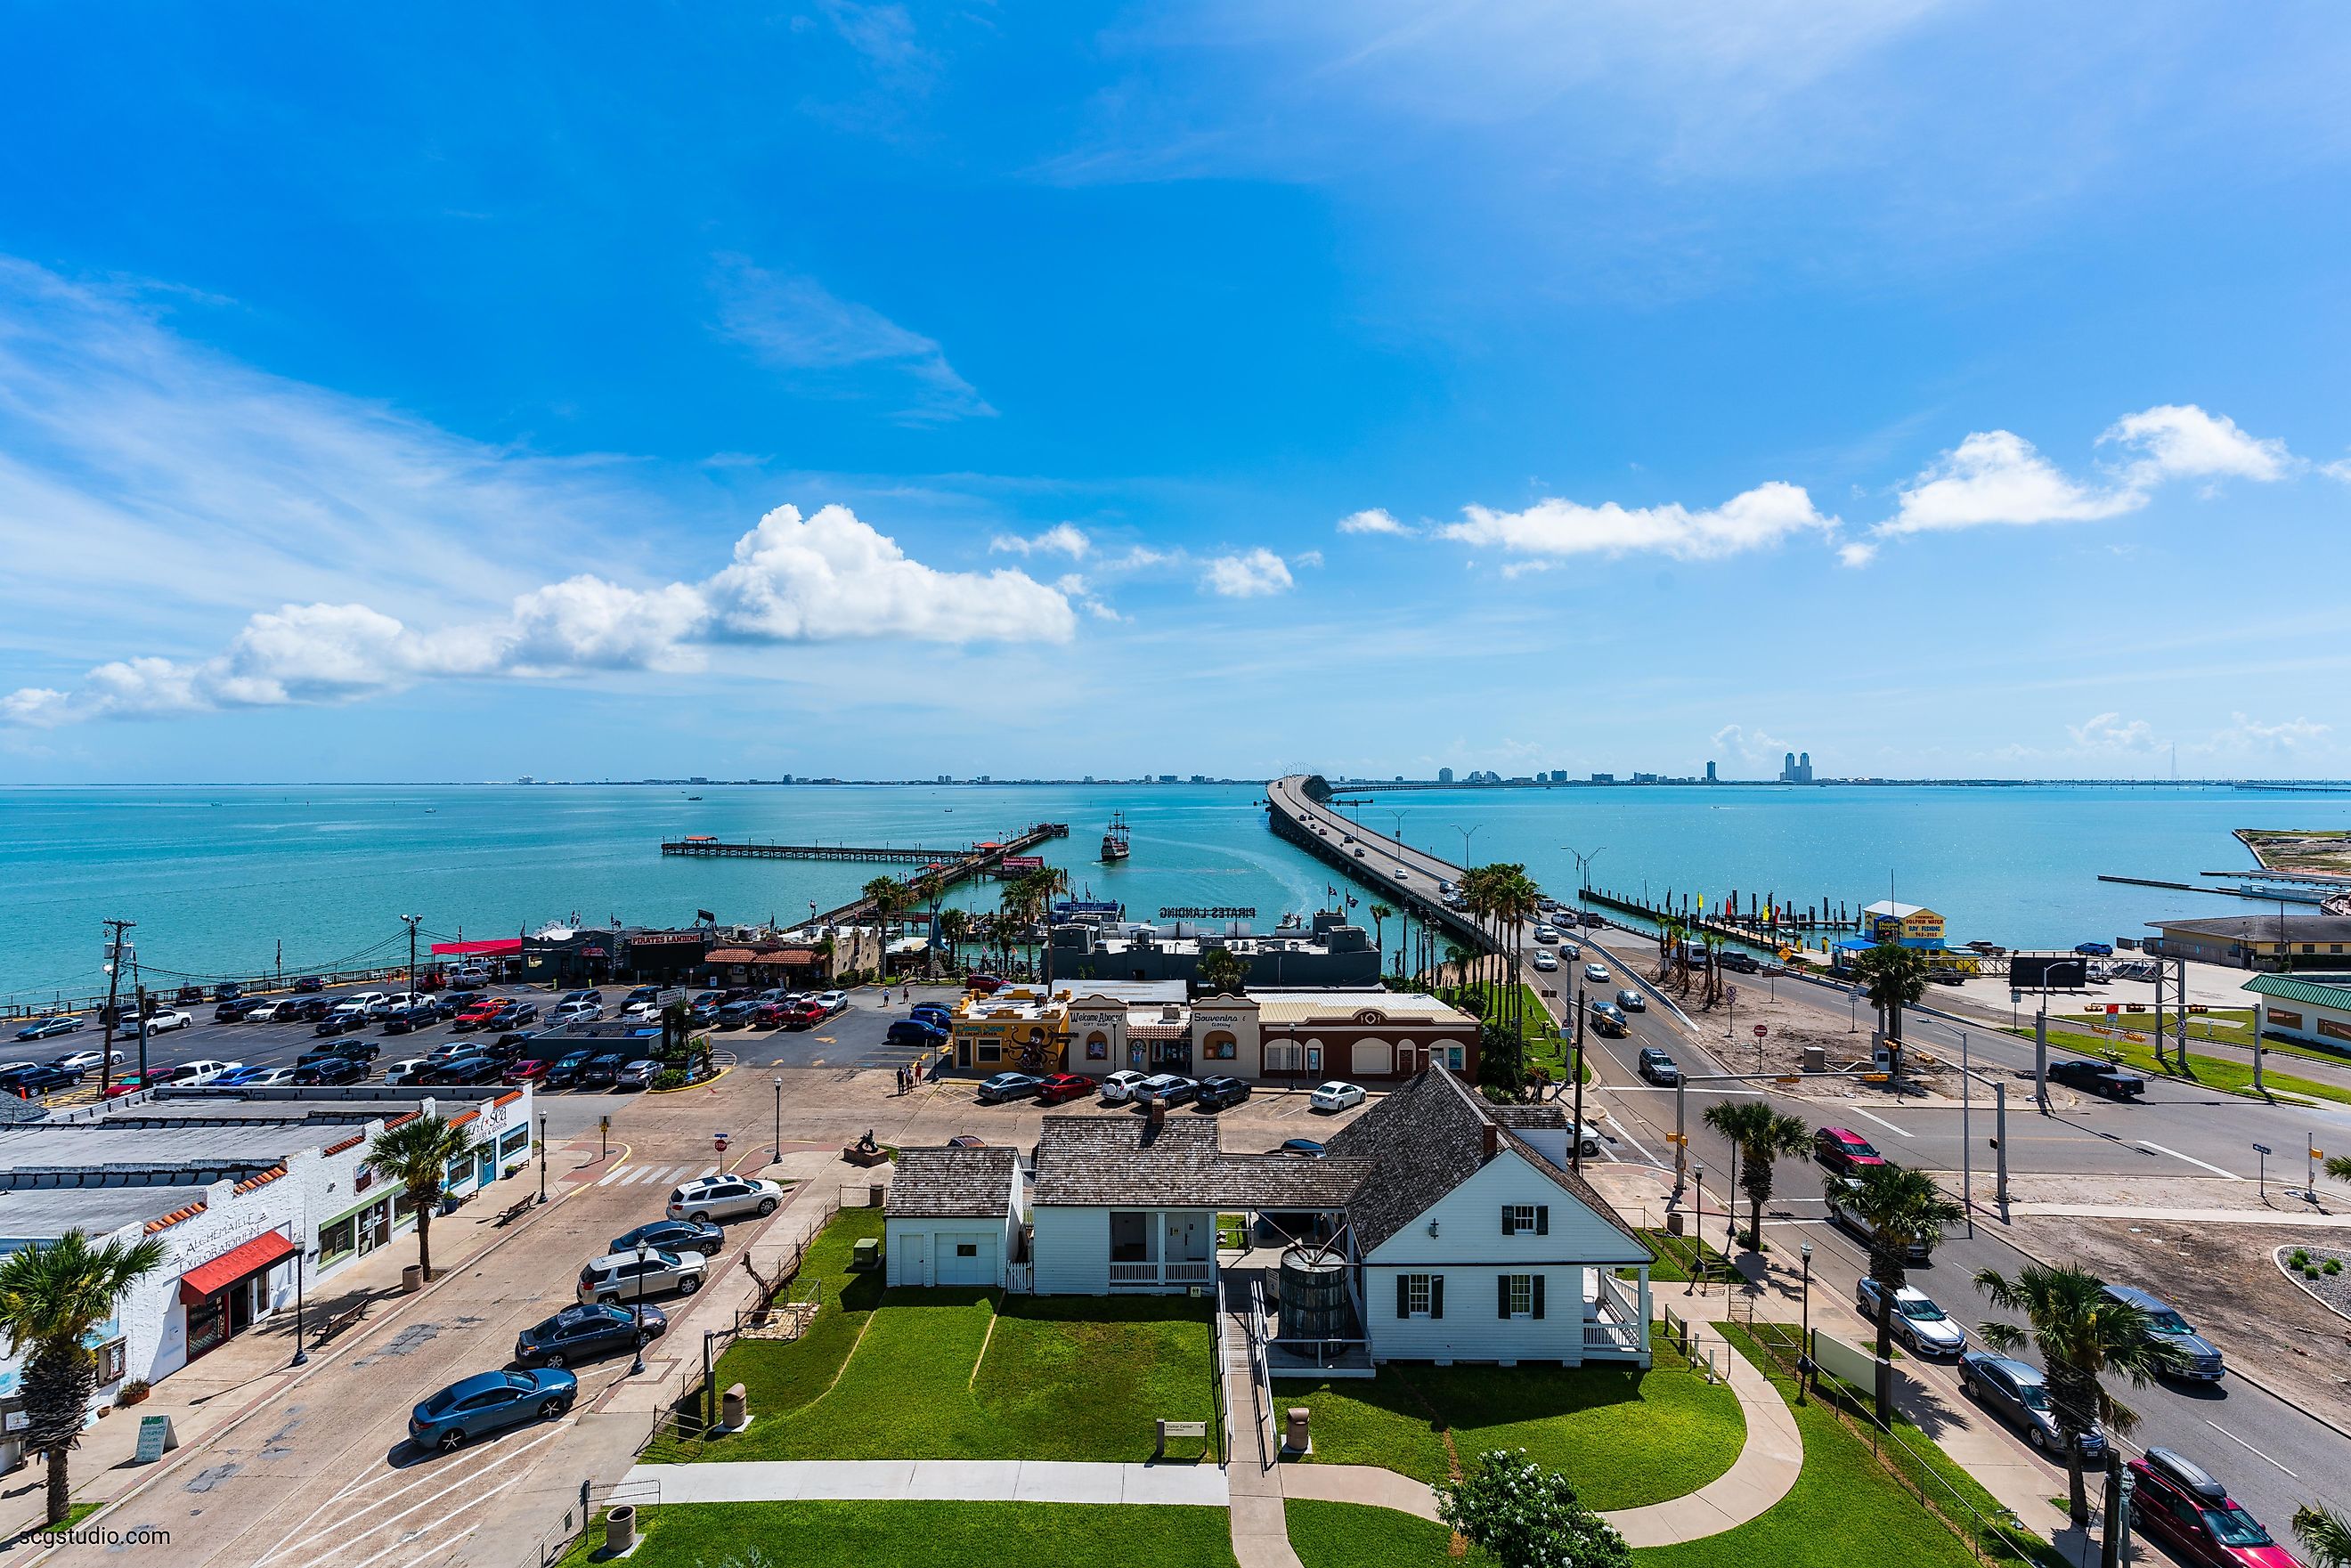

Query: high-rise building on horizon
[[1778, 752, 1815, 784], [1705, 760, 1718, 783], [1437, 767, 1454, 784]]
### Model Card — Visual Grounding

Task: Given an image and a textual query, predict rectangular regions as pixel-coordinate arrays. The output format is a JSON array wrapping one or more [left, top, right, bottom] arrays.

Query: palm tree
[[1973, 1263, 2181, 1529], [1849, 940, 1931, 1071], [1021, 865, 1071, 985], [1367, 902, 1394, 974], [0, 1231, 167, 1523], [937, 907, 972, 973], [913, 871, 946, 974], [367, 1113, 483, 1284], [2294, 1504, 2351, 1568], [2324, 1154, 2351, 1183], [1700, 1101, 1810, 1249], [1840, 1163, 1964, 1425], [1198, 944, 1250, 998]]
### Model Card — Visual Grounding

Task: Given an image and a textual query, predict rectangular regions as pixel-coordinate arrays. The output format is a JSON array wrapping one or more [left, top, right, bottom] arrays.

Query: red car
[[452, 1003, 504, 1033], [104, 1068, 175, 1099], [502, 1059, 549, 1086], [1035, 1073, 1096, 1106], [2127, 1449, 2304, 1566], [964, 974, 1005, 995], [783, 1001, 826, 1029], [1814, 1126, 1886, 1175]]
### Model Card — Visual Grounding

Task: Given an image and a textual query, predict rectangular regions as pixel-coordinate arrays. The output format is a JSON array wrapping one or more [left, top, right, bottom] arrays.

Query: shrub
[[2290, 1248, 2312, 1268], [2325, 1258, 2343, 1276], [2306, 1266, 2322, 1280]]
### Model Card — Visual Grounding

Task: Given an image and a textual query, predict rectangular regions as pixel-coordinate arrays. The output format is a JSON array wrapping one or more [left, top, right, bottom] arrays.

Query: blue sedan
[[409, 1368, 577, 1452], [14, 1017, 83, 1042], [886, 1019, 948, 1047]]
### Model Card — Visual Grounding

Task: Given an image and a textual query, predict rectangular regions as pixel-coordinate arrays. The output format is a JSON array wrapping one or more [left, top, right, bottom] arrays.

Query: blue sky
[[2, 1, 2347, 783]]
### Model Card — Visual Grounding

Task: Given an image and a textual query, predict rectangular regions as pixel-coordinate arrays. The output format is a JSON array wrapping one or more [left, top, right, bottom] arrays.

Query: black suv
[[547, 1051, 596, 1089], [293, 1055, 366, 1085], [1195, 1076, 1252, 1111], [513, 1303, 666, 1369], [427, 1055, 502, 1085], [2046, 1059, 2145, 1101], [582, 1053, 626, 1089]]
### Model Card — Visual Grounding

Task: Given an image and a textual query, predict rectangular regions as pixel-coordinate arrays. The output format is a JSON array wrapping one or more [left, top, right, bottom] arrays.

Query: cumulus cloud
[[1439, 481, 1835, 561], [1202, 548, 1296, 597], [2068, 711, 2158, 752], [1881, 404, 2293, 540], [2211, 711, 2330, 754], [1337, 508, 1411, 536], [1836, 541, 1878, 568], [713, 256, 992, 422], [989, 524, 1091, 557], [4, 503, 1076, 727]]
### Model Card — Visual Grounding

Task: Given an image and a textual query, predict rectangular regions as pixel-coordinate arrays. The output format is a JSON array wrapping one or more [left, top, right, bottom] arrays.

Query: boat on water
[[1100, 811, 1131, 863]]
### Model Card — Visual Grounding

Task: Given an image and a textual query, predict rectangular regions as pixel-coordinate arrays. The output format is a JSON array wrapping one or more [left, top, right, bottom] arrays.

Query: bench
[[1154, 1418, 1208, 1458], [494, 1195, 537, 1227], [315, 1299, 369, 1345]]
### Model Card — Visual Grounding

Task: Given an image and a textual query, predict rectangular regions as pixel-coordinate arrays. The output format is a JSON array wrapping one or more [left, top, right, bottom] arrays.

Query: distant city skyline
[[2, 5, 2347, 783]]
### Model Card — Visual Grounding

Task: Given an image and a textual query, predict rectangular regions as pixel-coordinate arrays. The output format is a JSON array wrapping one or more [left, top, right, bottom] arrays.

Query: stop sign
[[1753, 1024, 1768, 1038]]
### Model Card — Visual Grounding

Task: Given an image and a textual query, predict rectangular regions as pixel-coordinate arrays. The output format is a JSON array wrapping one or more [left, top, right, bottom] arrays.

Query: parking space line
[[2139, 1141, 2241, 1181]]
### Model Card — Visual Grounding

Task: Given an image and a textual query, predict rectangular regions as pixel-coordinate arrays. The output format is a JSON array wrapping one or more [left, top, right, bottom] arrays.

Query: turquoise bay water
[[4, 783, 2343, 1006]]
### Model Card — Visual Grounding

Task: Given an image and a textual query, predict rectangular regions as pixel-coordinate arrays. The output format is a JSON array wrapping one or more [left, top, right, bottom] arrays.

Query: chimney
[[1481, 1123, 1500, 1161], [1147, 1098, 1167, 1135]]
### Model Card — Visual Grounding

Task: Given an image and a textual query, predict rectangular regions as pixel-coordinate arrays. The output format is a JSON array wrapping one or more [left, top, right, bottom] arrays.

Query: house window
[[1496, 1274, 1546, 1320], [1397, 1272, 1444, 1319], [956, 1243, 979, 1257], [1265, 1041, 1302, 1072], [977, 1037, 1001, 1062], [1085, 1032, 1109, 1060], [1500, 1204, 1549, 1236], [95, 1337, 127, 1385], [2321, 1018, 2351, 1043], [1205, 1031, 1237, 1060], [1446, 1045, 1465, 1071], [2272, 1009, 2304, 1029]]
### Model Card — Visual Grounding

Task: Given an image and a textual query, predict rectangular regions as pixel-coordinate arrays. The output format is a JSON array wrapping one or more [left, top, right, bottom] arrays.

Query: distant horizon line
[[5, 776, 2349, 792]]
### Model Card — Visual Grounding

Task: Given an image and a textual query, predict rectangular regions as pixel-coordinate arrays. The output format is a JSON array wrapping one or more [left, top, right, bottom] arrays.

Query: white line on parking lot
[[2205, 1418, 2297, 1476], [1845, 1106, 1914, 1139], [2139, 1141, 2241, 1181]]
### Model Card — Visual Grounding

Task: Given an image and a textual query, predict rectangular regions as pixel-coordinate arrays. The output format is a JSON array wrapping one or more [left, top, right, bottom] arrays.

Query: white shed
[[884, 1146, 1023, 1289]]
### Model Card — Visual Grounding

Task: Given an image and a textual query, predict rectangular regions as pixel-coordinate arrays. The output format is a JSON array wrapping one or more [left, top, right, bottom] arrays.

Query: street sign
[[1727, 986, 1739, 1004], [714, 1131, 731, 1154], [2253, 1143, 2271, 1156], [1753, 1024, 1769, 1038], [133, 1413, 179, 1464]]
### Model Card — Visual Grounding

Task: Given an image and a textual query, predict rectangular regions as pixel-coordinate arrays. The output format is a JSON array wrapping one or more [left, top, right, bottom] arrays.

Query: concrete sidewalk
[[627, 1459, 1228, 1507]]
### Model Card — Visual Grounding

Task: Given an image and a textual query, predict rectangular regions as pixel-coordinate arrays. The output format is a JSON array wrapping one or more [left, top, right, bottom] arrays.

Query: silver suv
[[576, 1247, 706, 1304], [665, 1175, 785, 1223]]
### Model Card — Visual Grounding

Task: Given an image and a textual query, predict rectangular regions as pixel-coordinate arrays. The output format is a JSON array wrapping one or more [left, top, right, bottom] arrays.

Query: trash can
[[722, 1382, 747, 1430], [402, 1263, 424, 1293], [605, 1504, 637, 1555], [1283, 1407, 1311, 1454]]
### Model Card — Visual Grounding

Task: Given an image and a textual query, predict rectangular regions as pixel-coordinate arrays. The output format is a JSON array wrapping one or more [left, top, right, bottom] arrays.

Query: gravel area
[[2277, 1243, 2351, 1322]]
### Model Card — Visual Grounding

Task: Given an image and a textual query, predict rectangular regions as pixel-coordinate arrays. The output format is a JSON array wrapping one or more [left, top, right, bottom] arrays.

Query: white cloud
[[5, 503, 1077, 727], [2210, 711, 2330, 754], [1836, 540, 1879, 568], [2067, 711, 2157, 752], [1439, 481, 1834, 561], [1202, 548, 1296, 597], [712, 256, 992, 422], [2101, 404, 2290, 483], [1292, 549, 1324, 569], [989, 524, 1092, 558], [1337, 508, 1411, 535], [1709, 723, 1788, 766]]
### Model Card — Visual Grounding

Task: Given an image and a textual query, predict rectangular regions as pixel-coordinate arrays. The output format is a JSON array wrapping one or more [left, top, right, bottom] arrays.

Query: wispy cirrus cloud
[[1438, 481, 1837, 562], [989, 523, 1091, 557], [712, 255, 993, 423]]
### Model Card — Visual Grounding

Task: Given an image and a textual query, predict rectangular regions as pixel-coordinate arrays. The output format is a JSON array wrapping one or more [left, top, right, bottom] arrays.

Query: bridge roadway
[[1265, 774, 1485, 945]]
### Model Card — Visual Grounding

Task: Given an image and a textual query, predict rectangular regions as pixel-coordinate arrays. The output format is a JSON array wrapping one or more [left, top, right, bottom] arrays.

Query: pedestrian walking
[[896, 1066, 907, 1096]]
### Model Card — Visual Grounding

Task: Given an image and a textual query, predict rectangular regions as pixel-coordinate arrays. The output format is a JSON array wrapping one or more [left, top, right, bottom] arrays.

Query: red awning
[[179, 1231, 297, 1303], [430, 938, 525, 956]]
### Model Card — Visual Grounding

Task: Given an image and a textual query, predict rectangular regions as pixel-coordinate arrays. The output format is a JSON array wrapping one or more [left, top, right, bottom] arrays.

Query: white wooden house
[[883, 1145, 1023, 1288]]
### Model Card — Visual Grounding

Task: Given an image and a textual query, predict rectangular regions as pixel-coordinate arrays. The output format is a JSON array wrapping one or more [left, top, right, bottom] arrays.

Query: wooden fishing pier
[[665, 823, 1071, 923], [1581, 884, 1862, 951]]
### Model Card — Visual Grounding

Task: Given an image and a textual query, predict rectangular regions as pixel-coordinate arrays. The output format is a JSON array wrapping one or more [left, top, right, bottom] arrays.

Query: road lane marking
[[2137, 1141, 2241, 1181], [256, 1424, 566, 1566], [1846, 1107, 1914, 1138], [2204, 1419, 2297, 1476], [310, 1461, 540, 1568]]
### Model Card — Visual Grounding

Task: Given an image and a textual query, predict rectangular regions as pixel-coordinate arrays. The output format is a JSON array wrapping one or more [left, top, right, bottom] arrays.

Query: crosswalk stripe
[[597, 1166, 631, 1187]]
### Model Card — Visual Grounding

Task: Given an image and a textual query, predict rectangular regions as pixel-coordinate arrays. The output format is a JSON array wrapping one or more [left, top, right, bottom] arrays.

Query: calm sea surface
[[4, 783, 2344, 1006]]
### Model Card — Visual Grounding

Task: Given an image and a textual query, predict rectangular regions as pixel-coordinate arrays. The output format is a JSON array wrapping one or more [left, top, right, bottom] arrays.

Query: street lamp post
[[1686, 1165, 1704, 1296], [1797, 1242, 1814, 1404], [537, 1112, 549, 1205], [630, 1244, 653, 1375], [290, 1191, 312, 1368], [1453, 825, 1483, 868], [774, 1076, 784, 1165], [1560, 847, 1604, 935]]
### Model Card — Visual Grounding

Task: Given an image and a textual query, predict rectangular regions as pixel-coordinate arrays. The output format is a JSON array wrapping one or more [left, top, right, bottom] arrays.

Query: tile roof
[[1029, 1116, 1371, 1208], [887, 1146, 1018, 1218]]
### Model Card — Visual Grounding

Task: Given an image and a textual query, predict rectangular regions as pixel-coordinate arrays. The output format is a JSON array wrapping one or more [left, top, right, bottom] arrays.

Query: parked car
[[324, 1038, 381, 1063], [1856, 1279, 1968, 1356], [1588, 1001, 1629, 1037], [977, 1071, 1043, 1105], [50, 1048, 124, 1074], [213, 998, 263, 1023], [1926, 969, 1968, 987], [1309, 1080, 1366, 1112], [170, 1059, 244, 1085], [580, 1053, 627, 1089], [1813, 1126, 1887, 1174], [965, 974, 1006, 994], [383, 1058, 433, 1087], [427, 1055, 504, 1086], [1195, 1076, 1252, 1111], [1583, 963, 1613, 985], [686, 998, 722, 1027], [293, 975, 325, 993], [313, 1009, 365, 1036], [1135, 1073, 1197, 1106], [0, 1064, 80, 1096], [1614, 988, 1647, 1013], [225, 1067, 296, 1087], [558, 990, 606, 1009], [409, 1368, 578, 1452], [382, 1002, 439, 1035], [2046, 1059, 2146, 1101], [887, 1019, 949, 1048], [623, 987, 663, 1008], [2074, 941, 2116, 957], [665, 1175, 785, 1223], [611, 1219, 724, 1255], [289, 996, 337, 1021], [1825, 1178, 1932, 1261], [1959, 1351, 2105, 1458], [1718, 951, 1761, 974], [174, 985, 206, 1005], [1099, 1069, 1151, 1105], [104, 1068, 176, 1097], [546, 1051, 597, 1089], [293, 1055, 367, 1086], [142, 1007, 194, 1033], [513, 1303, 666, 1369], [577, 1248, 706, 1305], [213, 982, 244, 1003], [813, 990, 848, 1015], [2126, 1448, 2293, 1567], [911, 1003, 953, 1028], [715, 1000, 760, 1029], [242, 999, 297, 1023], [614, 1060, 660, 1090], [453, 1003, 504, 1032], [555, 1001, 606, 1027], [1035, 1073, 1096, 1106], [502, 1059, 550, 1086], [2103, 1285, 2225, 1379]]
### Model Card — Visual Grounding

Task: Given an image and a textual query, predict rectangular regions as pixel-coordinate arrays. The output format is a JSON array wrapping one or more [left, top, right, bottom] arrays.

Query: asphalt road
[[1561, 925, 2348, 1544]]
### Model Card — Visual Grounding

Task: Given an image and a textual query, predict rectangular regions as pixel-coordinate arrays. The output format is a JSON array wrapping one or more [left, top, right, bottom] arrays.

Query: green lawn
[[685, 1205, 889, 1429], [1640, 1228, 1732, 1284], [557, 1501, 1238, 1568], [663, 1226, 1216, 1464], [1286, 1347, 1742, 1509], [2009, 1026, 2345, 1105], [1286, 1500, 1458, 1568]]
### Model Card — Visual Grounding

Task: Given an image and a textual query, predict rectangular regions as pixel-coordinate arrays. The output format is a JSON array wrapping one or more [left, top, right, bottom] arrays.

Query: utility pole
[[1993, 1081, 2010, 1220], [1571, 987, 1586, 1174], [400, 914, 422, 995], [99, 918, 135, 1098], [2034, 990, 2050, 1114]]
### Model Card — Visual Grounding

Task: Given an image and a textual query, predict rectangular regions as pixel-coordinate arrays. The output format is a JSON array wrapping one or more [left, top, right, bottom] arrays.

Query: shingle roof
[[887, 1146, 1018, 1218], [1029, 1116, 1371, 1208], [1487, 1101, 1567, 1131], [1322, 1068, 1647, 1255]]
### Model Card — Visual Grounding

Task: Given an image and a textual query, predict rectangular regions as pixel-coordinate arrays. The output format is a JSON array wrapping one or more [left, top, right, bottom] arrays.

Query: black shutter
[[1535, 1206, 1550, 1237], [1397, 1274, 1411, 1319], [1533, 1274, 1546, 1320], [1498, 1276, 1510, 1319], [1501, 1206, 1517, 1236], [1431, 1276, 1445, 1319]]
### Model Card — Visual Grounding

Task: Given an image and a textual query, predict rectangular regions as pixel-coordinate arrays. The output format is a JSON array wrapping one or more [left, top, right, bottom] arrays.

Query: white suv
[[665, 1175, 785, 1223], [1099, 1069, 1151, 1105], [576, 1248, 707, 1304]]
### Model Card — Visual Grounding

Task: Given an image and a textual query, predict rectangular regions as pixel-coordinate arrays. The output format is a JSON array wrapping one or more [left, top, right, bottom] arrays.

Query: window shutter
[[1397, 1274, 1411, 1319], [1431, 1276, 1444, 1319], [1535, 1206, 1550, 1237], [1501, 1206, 1517, 1236], [1533, 1274, 1546, 1320], [1498, 1276, 1510, 1319]]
